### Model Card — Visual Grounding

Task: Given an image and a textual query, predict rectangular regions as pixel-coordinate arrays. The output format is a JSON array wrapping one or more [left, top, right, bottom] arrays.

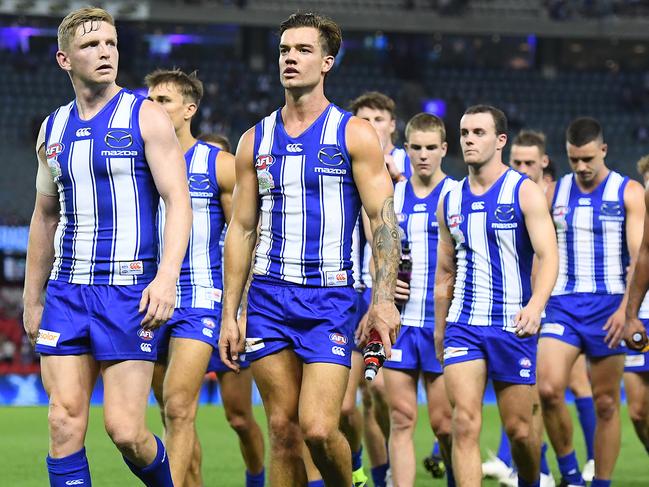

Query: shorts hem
[[383, 362, 442, 375], [490, 373, 536, 385], [167, 333, 217, 348], [94, 353, 158, 362], [301, 356, 352, 368], [36, 348, 91, 356], [244, 342, 290, 362], [625, 367, 649, 373]]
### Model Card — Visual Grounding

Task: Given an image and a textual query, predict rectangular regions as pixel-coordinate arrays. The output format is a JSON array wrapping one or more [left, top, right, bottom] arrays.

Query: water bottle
[[396, 239, 412, 311], [363, 329, 386, 381]]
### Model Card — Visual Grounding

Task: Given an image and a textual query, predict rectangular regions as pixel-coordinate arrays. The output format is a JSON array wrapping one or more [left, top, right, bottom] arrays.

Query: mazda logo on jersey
[[105, 130, 133, 149], [494, 204, 515, 222], [600, 201, 622, 216], [188, 174, 211, 191], [318, 146, 344, 166]]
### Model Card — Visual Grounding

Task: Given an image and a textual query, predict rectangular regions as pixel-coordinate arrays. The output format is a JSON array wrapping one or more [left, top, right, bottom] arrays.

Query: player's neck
[[383, 142, 395, 155], [73, 82, 121, 121], [468, 159, 508, 195], [574, 167, 610, 193], [177, 124, 197, 154], [411, 168, 446, 197], [282, 88, 330, 137]]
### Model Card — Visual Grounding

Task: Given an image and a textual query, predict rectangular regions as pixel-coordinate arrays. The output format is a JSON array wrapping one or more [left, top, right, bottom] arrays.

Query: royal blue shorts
[[244, 276, 357, 367], [207, 349, 251, 374], [540, 293, 625, 358], [443, 322, 537, 384], [624, 319, 649, 373], [36, 280, 161, 361], [351, 287, 372, 352], [157, 307, 220, 359], [384, 326, 442, 374]]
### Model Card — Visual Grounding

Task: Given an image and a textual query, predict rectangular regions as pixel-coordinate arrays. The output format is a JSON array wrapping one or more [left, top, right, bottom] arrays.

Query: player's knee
[[226, 411, 252, 435], [430, 411, 453, 438], [48, 399, 86, 440], [537, 380, 562, 407], [340, 397, 358, 418], [594, 392, 618, 421], [452, 406, 480, 440], [105, 422, 148, 454], [503, 418, 532, 445], [389, 404, 416, 433], [628, 399, 649, 423], [268, 415, 302, 453], [164, 391, 196, 425], [302, 420, 338, 448]]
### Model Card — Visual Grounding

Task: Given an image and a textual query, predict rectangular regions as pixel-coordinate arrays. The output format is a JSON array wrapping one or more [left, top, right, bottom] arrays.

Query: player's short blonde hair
[[58, 7, 115, 50], [637, 154, 649, 179], [405, 113, 446, 143]]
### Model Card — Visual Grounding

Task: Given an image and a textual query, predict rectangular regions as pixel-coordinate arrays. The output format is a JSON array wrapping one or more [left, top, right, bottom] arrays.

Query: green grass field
[[1, 405, 647, 486]]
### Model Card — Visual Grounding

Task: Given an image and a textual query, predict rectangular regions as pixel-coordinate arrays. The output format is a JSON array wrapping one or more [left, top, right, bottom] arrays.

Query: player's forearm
[[158, 194, 192, 279], [222, 223, 257, 319], [23, 209, 57, 306], [626, 247, 649, 318], [370, 197, 401, 305], [526, 251, 558, 312], [434, 271, 454, 336]]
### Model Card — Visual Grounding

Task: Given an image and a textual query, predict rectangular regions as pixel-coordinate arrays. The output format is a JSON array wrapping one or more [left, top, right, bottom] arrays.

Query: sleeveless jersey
[[640, 294, 649, 320], [158, 141, 225, 309], [45, 89, 158, 285], [253, 104, 361, 287], [551, 171, 629, 295], [395, 177, 456, 328], [444, 169, 533, 328]]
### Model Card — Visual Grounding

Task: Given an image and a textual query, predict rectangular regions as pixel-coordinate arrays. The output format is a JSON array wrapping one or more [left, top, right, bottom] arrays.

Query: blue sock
[[575, 397, 596, 461], [447, 464, 456, 487], [371, 463, 389, 487], [591, 480, 611, 487], [432, 440, 441, 456], [497, 426, 513, 467], [246, 468, 265, 487], [47, 447, 92, 487], [540, 442, 551, 475], [518, 477, 540, 487], [352, 446, 363, 471], [557, 451, 584, 485], [307, 481, 325, 487], [123, 435, 173, 487]]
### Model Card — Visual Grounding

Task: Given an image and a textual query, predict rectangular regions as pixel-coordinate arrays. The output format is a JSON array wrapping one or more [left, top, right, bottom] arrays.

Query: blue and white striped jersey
[[395, 177, 456, 328], [45, 89, 159, 285], [392, 146, 411, 180], [253, 104, 362, 287], [551, 171, 629, 295], [444, 169, 534, 328], [158, 141, 225, 309]]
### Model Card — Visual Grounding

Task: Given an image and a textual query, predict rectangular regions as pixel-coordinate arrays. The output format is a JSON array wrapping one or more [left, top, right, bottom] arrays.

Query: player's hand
[[604, 307, 626, 348], [23, 302, 44, 347], [139, 271, 177, 329], [624, 316, 648, 351], [394, 278, 410, 304], [513, 305, 542, 338], [219, 314, 244, 372], [384, 154, 406, 183], [360, 301, 400, 358], [355, 309, 370, 344]]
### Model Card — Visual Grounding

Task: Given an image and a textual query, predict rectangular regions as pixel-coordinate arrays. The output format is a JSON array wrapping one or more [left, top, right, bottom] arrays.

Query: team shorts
[[157, 307, 220, 360], [624, 318, 649, 373], [540, 293, 625, 358], [36, 280, 161, 361], [351, 286, 372, 352], [443, 322, 537, 385], [384, 326, 442, 374], [244, 276, 357, 367]]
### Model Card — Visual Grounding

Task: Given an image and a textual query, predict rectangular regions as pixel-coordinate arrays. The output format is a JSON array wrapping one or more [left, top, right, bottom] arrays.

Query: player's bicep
[[231, 129, 260, 231], [139, 101, 187, 201], [217, 151, 236, 224], [348, 117, 393, 225]]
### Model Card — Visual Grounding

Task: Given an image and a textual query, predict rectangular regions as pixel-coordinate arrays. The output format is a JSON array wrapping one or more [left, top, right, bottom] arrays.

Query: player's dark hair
[[512, 130, 546, 155], [279, 12, 342, 57], [144, 69, 204, 106], [464, 104, 507, 136], [349, 91, 396, 119], [566, 117, 603, 146]]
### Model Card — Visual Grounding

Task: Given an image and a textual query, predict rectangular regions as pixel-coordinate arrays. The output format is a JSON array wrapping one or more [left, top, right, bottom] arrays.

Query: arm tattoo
[[372, 196, 401, 304]]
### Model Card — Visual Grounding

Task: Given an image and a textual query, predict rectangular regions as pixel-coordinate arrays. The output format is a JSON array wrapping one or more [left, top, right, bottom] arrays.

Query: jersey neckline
[[276, 103, 334, 140], [71, 87, 126, 124]]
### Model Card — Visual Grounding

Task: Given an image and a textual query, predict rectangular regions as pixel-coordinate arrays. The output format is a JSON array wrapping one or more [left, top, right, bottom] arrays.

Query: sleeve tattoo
[[372, 196, 401, 304]]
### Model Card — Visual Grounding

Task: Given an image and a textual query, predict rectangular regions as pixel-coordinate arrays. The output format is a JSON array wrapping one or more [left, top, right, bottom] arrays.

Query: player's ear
[[322, 54, 335, 74], [56, 50, 72, 72], [185, 102, 198, 121]]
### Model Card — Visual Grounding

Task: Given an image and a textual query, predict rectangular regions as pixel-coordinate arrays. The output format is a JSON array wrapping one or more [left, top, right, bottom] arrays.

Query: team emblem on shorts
[[138, 329, 154, 341], [518, 357, 532, 368], [202, 317, 216, 329], [329, 333, 348, 345]]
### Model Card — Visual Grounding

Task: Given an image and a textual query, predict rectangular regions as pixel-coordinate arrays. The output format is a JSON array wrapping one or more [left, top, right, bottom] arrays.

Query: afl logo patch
[[46, 142, 64, 159], [448, 214, 463, 228], [138, 329, 154, 341], [329, 333, 348, 345], [255, 154, 275, 170]]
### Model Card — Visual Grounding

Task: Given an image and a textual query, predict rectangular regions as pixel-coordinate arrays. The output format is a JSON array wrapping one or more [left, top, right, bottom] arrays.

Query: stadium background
[[0, 0, 648, 484]]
